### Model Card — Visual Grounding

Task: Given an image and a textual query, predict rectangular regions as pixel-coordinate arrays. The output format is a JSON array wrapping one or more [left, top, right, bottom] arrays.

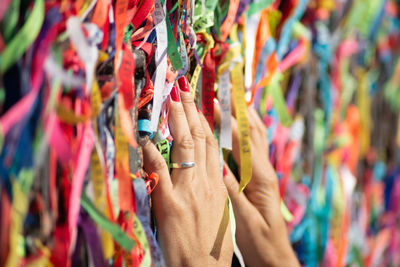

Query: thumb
[[223, 163, 258, 217]]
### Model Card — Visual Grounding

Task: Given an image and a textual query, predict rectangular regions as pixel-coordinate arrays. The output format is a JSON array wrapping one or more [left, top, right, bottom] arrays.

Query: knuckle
[[149, 155, 168, 172], [206, 135, 218, 148], [191, 125, 205, 140], [180, 92, 194, 104], [249, 120, 257, 132], [258, 128, 267, 139], [178, 134, 195, 150], [173, 104, 187, 118]]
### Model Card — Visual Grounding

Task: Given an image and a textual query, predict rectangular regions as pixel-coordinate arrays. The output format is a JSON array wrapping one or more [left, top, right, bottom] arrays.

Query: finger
[[246, 108, 271, 159], [248, 107, 266, 132], [178, 77, 207, 176], [199, 112, 220, 182], [247, 107, 261, 131], [168, 87, 195, 186], [245, 108, 263, 143], [142, 142, 173, 206], [222, 163, 259, 217], [247, 107, 268, 142]]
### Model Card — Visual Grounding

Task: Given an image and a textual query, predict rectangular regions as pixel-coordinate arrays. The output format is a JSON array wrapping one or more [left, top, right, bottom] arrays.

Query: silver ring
[[169, 162, 195, 169]]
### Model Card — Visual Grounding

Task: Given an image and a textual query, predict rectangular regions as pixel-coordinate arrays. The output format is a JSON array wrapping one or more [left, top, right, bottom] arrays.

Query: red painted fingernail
[[170, 86, 180, 102], [223, 165, 228, 177], [178, 76, 190, 92]]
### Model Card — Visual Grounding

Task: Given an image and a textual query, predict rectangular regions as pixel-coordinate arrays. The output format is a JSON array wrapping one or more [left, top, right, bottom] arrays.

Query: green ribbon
[[1, 0, 45, 73], [205, 0, 219, 13], [124, 23, 134, 43], [193, 11, 214, 32], [268, 72, 292, 126], [81, 192, 136, 252], [248, 0, 275, 16], [156, 139, 170, 167], [1, 0, 20, 42], [214, 4, 222, 40], [165, 16, 183, 71]]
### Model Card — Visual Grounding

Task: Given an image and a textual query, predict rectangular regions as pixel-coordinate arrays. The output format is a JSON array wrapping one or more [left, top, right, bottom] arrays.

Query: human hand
[[143, 81, 233, 267], [216, 104, 299, 267]]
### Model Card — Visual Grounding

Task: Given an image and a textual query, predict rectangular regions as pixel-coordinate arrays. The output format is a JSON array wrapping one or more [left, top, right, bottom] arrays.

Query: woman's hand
[[143, 82, 233, 267], [216, 105, 299, 267]]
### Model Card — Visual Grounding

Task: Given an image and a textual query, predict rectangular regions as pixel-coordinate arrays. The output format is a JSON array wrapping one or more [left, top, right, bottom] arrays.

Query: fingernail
[[223, 165, 228, 177], [170, 86, 180, 102], [196, 105, 200, 112], [178, 76, 190, 92]]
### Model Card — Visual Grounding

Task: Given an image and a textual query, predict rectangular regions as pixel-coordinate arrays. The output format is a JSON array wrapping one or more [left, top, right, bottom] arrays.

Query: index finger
[[143, 142, 173, 203]]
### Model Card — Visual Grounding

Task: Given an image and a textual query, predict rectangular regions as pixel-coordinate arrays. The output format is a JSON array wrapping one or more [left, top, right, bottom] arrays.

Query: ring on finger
[[169, 162, 196, 169]]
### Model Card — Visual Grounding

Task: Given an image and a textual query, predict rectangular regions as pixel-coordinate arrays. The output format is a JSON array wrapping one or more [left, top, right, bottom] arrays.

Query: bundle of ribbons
[[1, 0, 400, 266]]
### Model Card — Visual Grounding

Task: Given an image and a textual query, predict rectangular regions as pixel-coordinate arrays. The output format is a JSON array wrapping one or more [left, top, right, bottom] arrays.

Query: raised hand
[[216, 104, 299, 267], [143, 80, 233, 267]]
